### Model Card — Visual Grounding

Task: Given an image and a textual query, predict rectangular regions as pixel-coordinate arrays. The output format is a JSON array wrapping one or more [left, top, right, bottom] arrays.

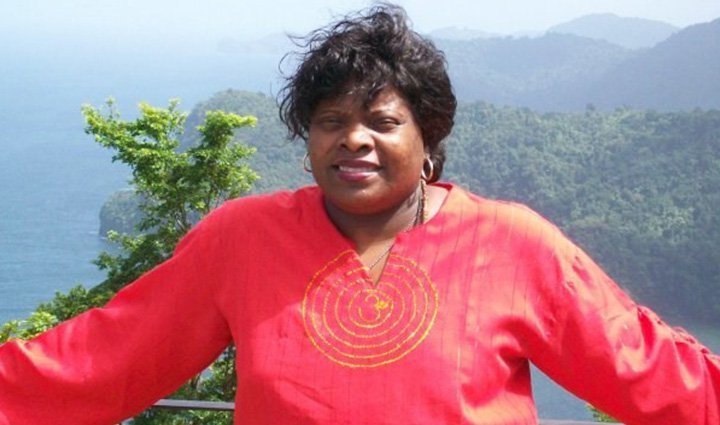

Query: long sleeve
[[0, 212, 233, 425], [524, 221, 720, 425]]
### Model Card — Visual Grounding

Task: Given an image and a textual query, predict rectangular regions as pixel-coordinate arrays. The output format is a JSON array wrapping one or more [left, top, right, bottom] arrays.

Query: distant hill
[[431, 18, 720, 111], [445, 102, 720, 323], [435, 33, 633, 107], [548, 13, 678, 49], [575, 18, 720, 111]]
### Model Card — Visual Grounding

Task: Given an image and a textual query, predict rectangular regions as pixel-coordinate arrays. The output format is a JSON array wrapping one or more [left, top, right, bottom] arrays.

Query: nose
[[341, 123, 373, 152]]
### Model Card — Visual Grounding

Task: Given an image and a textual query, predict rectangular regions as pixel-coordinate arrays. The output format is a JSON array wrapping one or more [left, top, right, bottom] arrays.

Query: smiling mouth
[[337, 165, 379, 173], [334, 164, 380, 182]]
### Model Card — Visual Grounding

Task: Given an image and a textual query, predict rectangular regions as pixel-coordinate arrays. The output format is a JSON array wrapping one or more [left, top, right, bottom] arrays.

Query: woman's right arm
[[0, 211, 234, 425]]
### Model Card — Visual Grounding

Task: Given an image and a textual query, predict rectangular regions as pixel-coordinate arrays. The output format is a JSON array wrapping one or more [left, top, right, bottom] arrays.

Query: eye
[[372, 117, 400, 132], [312, 115, 345, 131]]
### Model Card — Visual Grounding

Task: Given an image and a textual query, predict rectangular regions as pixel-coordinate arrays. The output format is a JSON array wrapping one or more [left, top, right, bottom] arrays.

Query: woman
[[0, 4, 718, 425]]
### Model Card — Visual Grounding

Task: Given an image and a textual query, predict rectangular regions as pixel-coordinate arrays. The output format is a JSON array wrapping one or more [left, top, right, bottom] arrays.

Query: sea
[[0, 34, 717, 421]]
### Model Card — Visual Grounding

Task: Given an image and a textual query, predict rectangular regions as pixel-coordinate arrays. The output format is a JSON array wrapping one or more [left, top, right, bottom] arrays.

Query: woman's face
[[308, 86, 425, 216]]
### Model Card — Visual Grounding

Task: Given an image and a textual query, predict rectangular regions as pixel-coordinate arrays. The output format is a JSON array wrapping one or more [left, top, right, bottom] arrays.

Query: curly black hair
[[278, 3, 456, 182]]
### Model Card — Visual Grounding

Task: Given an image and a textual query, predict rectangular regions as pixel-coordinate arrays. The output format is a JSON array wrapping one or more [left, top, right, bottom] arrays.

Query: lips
[[338, 165, 376, 172], [333, 159, 381, 182]]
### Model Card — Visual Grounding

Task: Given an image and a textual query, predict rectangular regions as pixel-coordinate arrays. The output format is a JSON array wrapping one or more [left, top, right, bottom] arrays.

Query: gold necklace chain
[[367, 182, 427, 271]]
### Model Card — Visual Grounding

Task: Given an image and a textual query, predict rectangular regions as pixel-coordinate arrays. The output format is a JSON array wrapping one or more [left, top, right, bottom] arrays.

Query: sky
[[2, 0, 720, 44]]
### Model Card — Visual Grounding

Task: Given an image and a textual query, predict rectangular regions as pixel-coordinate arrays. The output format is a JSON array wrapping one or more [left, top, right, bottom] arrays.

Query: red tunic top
[[1, 184, 718, 424]]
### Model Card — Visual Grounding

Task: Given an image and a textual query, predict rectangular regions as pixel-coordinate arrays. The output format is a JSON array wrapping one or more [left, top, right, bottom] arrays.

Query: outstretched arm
[[527, 228, 719, 425], [0, 216, 233, 425]]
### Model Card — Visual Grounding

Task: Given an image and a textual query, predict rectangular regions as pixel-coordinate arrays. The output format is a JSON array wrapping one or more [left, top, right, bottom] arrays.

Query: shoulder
[[182, 186, 321, 243], [443, 184, 567, 253], [447, 184, 560, 233], [205, 186, 320, 224]]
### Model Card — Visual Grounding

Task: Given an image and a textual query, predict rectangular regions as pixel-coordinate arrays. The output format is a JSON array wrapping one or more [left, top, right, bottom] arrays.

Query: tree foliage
[[83, 99, 258, 292]]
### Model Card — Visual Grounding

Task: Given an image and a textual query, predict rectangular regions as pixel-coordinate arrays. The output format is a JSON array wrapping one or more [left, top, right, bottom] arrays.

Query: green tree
[[83, 99, 258, 293]]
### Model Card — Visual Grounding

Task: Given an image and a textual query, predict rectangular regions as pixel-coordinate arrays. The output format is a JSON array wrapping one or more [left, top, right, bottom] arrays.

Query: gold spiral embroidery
[[302, 250, 439, 368]]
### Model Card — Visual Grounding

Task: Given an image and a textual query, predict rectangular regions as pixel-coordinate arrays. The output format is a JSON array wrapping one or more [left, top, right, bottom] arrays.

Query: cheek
[[306, 136, 329, 160], [396, 145, 425, 180], [406, 137, 426, 166]]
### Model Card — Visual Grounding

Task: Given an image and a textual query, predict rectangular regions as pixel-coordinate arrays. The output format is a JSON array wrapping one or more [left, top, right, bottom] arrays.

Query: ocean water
[[0, 129, 121, 322], [0, 35, 716, 421]]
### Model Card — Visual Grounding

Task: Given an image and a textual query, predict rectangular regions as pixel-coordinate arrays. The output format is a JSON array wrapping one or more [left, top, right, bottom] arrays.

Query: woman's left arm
[[526, 226, 719, 425]]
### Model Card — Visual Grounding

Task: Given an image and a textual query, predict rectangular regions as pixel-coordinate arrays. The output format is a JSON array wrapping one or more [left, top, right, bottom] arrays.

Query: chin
[[323, 191, 378, 213]]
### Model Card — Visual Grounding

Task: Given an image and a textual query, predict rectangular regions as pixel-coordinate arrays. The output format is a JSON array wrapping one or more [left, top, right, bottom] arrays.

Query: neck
[[324, 186, 422, 251]]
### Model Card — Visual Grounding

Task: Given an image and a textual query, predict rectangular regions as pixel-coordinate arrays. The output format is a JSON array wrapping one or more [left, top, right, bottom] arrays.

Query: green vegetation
[[99, 90, 312, 235], [84, 99, 258, 293], [180, 89, 312, 193], [175, 90, 720, 324]]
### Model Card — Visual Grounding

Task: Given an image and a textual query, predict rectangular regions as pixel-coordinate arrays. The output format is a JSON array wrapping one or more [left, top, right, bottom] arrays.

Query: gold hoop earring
[[303, 153, 312, 173], [421, 157, 434, 182]]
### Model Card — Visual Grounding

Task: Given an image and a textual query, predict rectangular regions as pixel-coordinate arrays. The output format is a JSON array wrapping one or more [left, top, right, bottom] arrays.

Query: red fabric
[[1, 184, 718, 425]]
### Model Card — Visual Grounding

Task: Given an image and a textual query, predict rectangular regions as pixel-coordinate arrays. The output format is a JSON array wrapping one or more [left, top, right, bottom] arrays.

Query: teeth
[[338, 165, 376, 172]]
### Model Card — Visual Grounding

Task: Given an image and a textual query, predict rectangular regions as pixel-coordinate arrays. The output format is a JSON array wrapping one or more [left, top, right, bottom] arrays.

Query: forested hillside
[[164, 90, 720, 323]]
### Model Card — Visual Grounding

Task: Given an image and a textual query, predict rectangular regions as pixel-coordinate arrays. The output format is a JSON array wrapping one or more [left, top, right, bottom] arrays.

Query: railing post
[[152, 398, 235, 411]]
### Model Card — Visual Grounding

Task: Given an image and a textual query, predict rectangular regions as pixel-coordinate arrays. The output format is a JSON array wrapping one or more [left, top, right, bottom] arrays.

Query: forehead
[[313, 86, 412, 114]]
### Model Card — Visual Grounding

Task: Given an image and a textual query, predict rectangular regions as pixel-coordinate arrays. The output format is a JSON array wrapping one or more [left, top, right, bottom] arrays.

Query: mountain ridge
[[547, 13, 679, 49], [431, 18, 719, 111]]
